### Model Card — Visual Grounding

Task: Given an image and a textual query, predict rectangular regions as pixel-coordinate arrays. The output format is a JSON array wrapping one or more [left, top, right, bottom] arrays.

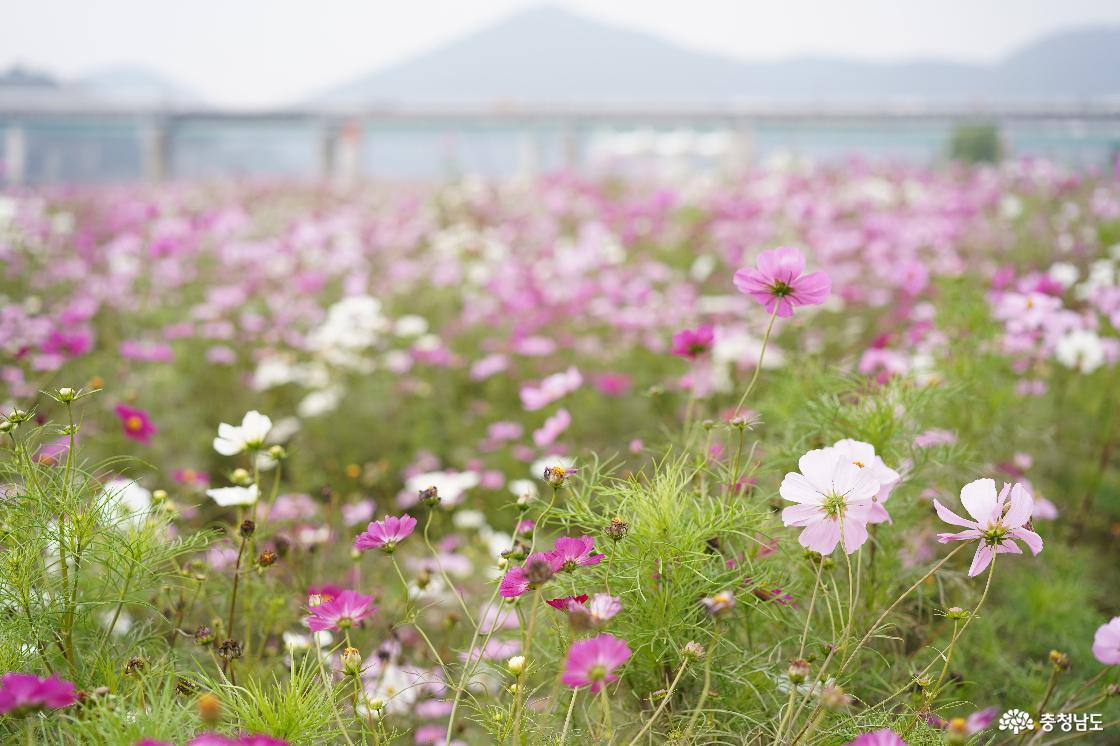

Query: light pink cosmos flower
[[1092, 616, 1120, 665], [353, 514, 417, 553], [520, 367, 582, 411], [532, 408, 571, 447], [733, 246, 831, 317], [586, 593, 622, 624], [669, 324, 715, 359], [831, 439, 901, 524], [304, 590, 376, 632], [842, 729, 906, 746], [561, 633, 632, 693], [0, 672, 78, 715], [780, 448, 880, 555], [934, 479, 1043, 576]]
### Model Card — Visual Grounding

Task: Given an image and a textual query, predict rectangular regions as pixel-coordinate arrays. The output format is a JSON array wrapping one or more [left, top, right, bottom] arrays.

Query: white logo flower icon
[[998, 709, 1035, 735]]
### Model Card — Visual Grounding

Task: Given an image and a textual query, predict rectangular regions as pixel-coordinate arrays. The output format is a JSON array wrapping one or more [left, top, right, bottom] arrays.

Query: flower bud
[[194, 625, 215, 646], [217, 639, 243, 660], [606, 517, 629, 542], [820, 683, 851, 711], [124, 656, 147, 675], [419, 485, 440, 507], [683, 641, 706, 659], [152, 489, 169, 503], [341, 647, 362, 676], [1049, 649, 1070, 671], [7, 409, 29, 423], [267, 444, 287, 460], [524, 556, 555, 585], [0, 420, 14, 434], [507, 683, 519, 695], [787, 658, 811, 684], [239, 519, 256, 538], [257, 550, 277, 567], [945, 606, 970, 621], [507, 656, 526, 676], [57, 387, 77, 402], [230, 468, 252, 486], [516, 494, 531, 511]]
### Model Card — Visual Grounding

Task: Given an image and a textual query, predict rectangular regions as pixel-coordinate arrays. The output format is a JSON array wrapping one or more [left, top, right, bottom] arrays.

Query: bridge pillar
[[322, 119, 364, 186], [141, 118, 172, 181], [2, 123, 27, 186]]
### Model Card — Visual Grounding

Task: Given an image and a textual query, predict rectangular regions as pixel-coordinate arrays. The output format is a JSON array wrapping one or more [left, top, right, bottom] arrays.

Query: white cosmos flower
[[405, 470, 480, 506], [100, 479, 152, 530], [213, 410, 273, 456], [206, 483, 260, 507], [1055, 329, 1105, 373], [508, 479, 539, 499]]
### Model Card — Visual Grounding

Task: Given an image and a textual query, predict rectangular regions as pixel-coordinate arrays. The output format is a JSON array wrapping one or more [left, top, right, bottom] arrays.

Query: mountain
[[315, 6, 1120, 106], [0, 64, 198, 107]]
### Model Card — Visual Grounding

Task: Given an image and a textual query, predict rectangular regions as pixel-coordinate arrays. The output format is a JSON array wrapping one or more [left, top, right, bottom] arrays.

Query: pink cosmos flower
[[550, 535, 605, 571], [1092, 616, 1120, 664], [0, 672, 78, 715], [186, 736, 290, 746], [561, 633, 632, 692], [934, 479, 1043, 576], [520, 367, 582, 411], [115, 404, 157, 444], [586, 593, 622, 623], [304, 590, 376, 632], [532, 408, 571, 447], [830, 439, 901, 524], [546, 594, 590, 611], [927, 706, 999, 736], [353, 514, 417, 553], [498, 552, 556, 598], [780, 448, 880, 555], [733, 246, 831, 317], [670, 324, 715, 360], [843, 729, 906, 746]]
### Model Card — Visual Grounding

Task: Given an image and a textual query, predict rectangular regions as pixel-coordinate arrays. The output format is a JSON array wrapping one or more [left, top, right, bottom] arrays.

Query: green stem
[[682, 629, 718, 741], [423, 509, 476, 628], [733, 306, 779, 417], [511, 590, 542, 744], [560, 687, 579, 744], [628, 658, 690, 745]]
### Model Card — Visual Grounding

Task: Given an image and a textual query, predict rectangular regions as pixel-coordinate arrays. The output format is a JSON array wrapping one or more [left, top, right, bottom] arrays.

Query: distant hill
[[0, 64, 198, 107], [314, 6, 1120, 106]]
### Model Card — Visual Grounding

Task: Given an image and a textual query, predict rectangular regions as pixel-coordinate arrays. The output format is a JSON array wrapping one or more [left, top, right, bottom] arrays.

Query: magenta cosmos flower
[[305, 590, 376, 632], [354, 514, 417, 554], [780, 448, 880, 555], [1092, 616, 1120, 664], [561, 633, 632, 693], [186, 735, 290, 746], [0, 672, 78, 715], [551, 535, 605, 571], [934, 479, 1043, 576], [670, 324, 715, 360], [546, 594, 590, 611], [115, 404, 156, 444], [843, 729, 906, 746], [733, 246, 831, 317]]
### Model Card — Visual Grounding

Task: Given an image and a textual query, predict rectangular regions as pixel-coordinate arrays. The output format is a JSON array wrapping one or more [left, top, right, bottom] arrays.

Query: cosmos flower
[[585, 593, 622, 623], [0, 672, 78, 715], [213, 410, 273, 456], [561, 634, 632, 693], [780, 448, 880, 555], [532, 408, 572, 447], [305, 590, 376, 632], [100, 478, 153, 529], [700, 590, 736, 616], [934, 479, 1043, 576], [115, 404, 156, 444], [186, 735, 291, 746], [1092, 616, 1120, 665], [353, 514, 417, 554], [546, 594, 590, 611], [842, 729, 907, 746], [550, 536, 605, 571], [733, 246, 831, 317], [670, 324, 715, 359], [830, 439, 901, 524], [206, 484, 260, 507]]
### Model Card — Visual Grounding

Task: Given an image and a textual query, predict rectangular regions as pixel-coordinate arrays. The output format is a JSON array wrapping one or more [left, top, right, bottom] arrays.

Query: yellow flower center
[[852, 460, 865, 468], [126, 416, 144, 432]]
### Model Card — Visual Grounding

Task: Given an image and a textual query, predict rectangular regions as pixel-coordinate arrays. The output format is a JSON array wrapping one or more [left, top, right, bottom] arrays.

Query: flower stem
[[423, 509, 476, 628], [560, 687, 579, 744], [733, 306, 779, 417], [511, 589, 542, 744], [628, 658, 690, 745]]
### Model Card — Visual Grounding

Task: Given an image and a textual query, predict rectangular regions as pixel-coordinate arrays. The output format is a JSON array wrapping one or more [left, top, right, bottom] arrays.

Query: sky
[[2, 0, 1120, 107]]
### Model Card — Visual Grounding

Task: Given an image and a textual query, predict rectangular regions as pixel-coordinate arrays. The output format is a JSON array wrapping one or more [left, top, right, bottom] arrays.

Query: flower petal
[[960, 479, 999, 524]]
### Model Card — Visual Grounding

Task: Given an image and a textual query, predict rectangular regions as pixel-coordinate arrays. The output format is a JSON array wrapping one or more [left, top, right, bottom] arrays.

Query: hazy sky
[[3, 0, 1120, 107]]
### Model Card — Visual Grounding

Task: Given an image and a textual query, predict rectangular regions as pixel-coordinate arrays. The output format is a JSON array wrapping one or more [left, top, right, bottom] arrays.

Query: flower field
[[1, 159, 1119, 745]]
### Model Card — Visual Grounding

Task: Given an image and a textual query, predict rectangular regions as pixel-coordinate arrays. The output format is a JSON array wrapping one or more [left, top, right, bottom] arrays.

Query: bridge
[[2, 100, 1119, 184]]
